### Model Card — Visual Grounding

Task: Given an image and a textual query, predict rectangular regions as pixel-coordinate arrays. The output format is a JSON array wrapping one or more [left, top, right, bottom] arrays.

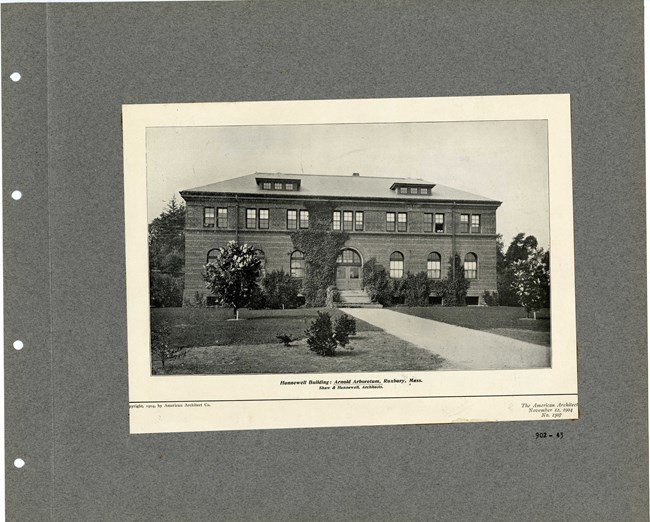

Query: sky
[[146, 120, 549, 249]]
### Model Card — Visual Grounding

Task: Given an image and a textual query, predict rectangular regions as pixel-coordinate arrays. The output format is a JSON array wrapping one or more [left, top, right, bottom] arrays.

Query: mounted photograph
[[124, 96, 577, 433]]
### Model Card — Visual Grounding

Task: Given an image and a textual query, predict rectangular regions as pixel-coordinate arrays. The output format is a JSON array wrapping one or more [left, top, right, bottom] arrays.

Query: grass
[[156, 330, 444, 375], [391, 306, 550, 346], [151, 307, 381, 349]]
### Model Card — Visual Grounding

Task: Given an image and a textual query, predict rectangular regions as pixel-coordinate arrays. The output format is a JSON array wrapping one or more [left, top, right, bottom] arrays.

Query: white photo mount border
[[123, 95, 577, 434]]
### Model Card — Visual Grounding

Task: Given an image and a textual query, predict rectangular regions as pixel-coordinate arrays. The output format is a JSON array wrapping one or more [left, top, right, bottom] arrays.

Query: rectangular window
[[419, 188, 428, 195], [424, 213, 433, 233], [355, 211, 364, 231], [262, 182, 272, 190], [409, 187, 418, 194], [397, 212, 407, 232], [399, 187, 408, 194], [285, 183, 294, 191], [460, 214, 470, 233], [435, 213, 445, 233], [246, 208, 257, 229], [299, 210, 309, 229], [343, 211, 353, 231], [217, 207, 228, 228], [274, 182, 283, 190], [203, 207, 215, 228], [259, 209, 269, 229], [471, 214, 481, 233], [386, 212, 396, 232], [332, 211, 341, 230], [287, 210, 297, 229]]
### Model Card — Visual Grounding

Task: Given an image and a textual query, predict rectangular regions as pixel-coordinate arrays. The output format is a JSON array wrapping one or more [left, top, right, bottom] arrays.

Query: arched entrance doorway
[[336, 248, 362, 290]]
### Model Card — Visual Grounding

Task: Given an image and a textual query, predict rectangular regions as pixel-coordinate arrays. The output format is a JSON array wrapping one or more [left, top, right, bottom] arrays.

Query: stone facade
[[180, 175, 501, 306]]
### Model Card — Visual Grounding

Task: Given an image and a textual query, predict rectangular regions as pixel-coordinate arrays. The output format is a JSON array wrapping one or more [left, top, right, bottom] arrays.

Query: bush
[[184, 291, 206, 308], [150, 272, 184, 308], [305, 311, 338, 356], [393, 271, 431, 306], [443, 255, 470, 306], [362, 258, 393, 305], [151, 324, 185, 372], [325, 286, 341, 308], [334, 314, 357, 349], [482, 291, 500, 306], [259, 269, 302, 309]]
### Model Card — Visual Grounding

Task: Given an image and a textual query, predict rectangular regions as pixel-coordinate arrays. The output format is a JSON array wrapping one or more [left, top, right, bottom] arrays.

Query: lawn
[[391, 306, 550, 346], [151, 307, 444, 375]]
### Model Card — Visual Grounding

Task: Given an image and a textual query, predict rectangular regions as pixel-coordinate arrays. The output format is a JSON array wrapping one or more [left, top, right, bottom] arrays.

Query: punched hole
[[10, 72, 21, 82], [11, 190, 22, 201], [14, 458, 25, 469], [13, 340, 23, 351]]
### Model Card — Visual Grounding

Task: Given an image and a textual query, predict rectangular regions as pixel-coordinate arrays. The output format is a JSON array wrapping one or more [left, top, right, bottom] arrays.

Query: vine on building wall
[[290, 201, 349, 307]]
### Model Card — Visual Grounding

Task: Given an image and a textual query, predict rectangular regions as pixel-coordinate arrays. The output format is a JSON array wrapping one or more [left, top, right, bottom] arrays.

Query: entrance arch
[[335, 248, 363, 290]]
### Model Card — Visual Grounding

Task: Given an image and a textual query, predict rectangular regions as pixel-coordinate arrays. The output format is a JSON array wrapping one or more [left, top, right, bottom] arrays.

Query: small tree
[[444, 255, 470, 306], [334, 314, 357, 349], [305, 311, 338, 356], [151, 324, 184, 372], [511, 249, 550, 319], [203, 241, 263, 320], [260, 269, 302, 309]]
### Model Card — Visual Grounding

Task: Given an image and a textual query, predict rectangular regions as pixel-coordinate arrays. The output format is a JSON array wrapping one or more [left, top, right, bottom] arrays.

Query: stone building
[[179, 172, 501, 305]]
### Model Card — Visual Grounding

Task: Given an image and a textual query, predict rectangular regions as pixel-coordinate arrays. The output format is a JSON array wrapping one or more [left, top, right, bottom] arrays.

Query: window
[[424, 213, 433, 233], [397, 212, 407, 232], [206, 248, 220, 264], [419, 188, 428, 195], [287, 210, 297, 229], [285, 183, 295, 191], [409, 187, 417, 194], [290, 251, 305, 278], [246, 208, 257, 229], [263, 182, 272, 190], [427, 252, 441, 279], [203, 207, 215, 228], [299, 210, 309, 229], [217, 207, 228, 228], [355, 211, 364, 231], [332, 211, 341, 230], [435, 213, 445, 233], [399, 187, 408, 194], [389, 252, 404, 278], [464, 253, 478, 279], [460, 214, 470, 233], [337, 249, 361, 265], [471, 214, 481, 233], [343, 211, 353, 231], [386, 212, 396, 232], [259, 209, 269, 229], [274, 182, 283, 190]]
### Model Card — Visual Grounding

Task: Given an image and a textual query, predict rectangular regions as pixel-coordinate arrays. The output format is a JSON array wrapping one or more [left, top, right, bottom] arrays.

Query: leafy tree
[[361, 258, 392, 305], [498, 233, 540, 306], [260, 269, 302, 309], [149, 196, 185, 275], [511, 248, 550, 319], [203, 241, 263, 320], [151, 324, 184, 372]]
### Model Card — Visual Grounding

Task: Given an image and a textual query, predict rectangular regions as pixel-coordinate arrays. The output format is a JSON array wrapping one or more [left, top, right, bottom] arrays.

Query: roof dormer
[[256, 177, 301, 191], [390, 182, 435, 196]]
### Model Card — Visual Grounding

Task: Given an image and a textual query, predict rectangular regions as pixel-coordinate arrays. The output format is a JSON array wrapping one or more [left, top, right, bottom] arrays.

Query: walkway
[[340, 308, 550, 370]]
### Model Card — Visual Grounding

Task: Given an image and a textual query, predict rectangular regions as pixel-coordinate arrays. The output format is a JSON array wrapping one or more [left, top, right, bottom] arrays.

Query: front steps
[[338, 289, 383, 308]]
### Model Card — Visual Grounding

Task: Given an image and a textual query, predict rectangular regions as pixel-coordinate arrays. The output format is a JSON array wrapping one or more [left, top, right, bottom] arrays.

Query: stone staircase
[[338, 289, 383, 308]]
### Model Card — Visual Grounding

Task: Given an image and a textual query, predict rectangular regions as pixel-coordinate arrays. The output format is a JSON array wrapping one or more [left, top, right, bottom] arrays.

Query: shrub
[[151, 324, 185, 372], [362, 258, 392, 305], [325, 286, 341, 308], [482, 291, 500, 306], [394, 271, 430, 306], [150, 272, 184, 308], [334, 314, 357, 349], [260, 269, 302, 309], [305, 311, 338, 356], [184, 291, 206, 308], [443, 255, 470, 306]]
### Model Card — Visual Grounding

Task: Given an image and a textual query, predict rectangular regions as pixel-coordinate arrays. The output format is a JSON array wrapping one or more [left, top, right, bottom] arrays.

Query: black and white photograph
[[123, 95, 577, 433]]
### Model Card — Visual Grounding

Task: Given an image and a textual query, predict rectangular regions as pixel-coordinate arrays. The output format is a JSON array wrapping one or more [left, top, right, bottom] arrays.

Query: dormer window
[[390, 182, 434, 196], [257, 177, 302, 191], [399, 187, 408, 194], [263, 182, 272, 190], [274, 182, 283, 190]]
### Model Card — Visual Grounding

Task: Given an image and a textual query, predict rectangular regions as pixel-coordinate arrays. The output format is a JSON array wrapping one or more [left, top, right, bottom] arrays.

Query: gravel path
[[340, 308, 551, 370]]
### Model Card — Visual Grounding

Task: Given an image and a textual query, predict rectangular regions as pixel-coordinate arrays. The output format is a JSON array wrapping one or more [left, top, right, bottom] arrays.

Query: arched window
[[389, 251, 404, 279], [206, 248, 220, 264], [290, 251, 305, 278], [336, 249, 362, 265], [427, 252, 441, 279], [464, 252, 478, 279], [256, 249, 266, 278]]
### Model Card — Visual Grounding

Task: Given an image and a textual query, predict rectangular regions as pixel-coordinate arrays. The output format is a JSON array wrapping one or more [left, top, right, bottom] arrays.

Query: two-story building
[[179, 172, 501, 306]]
